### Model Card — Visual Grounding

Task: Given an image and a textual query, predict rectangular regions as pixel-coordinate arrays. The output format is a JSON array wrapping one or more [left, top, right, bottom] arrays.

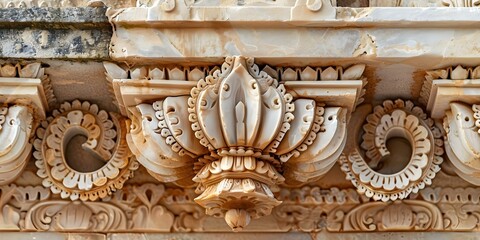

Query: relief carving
[[340, 99, 443, 201], [33, 100, 138, 201], [124, 56, 363, 231], [420, 65, 480, 186], [131, 183, 175, 231], [24, 200, 127, 231], [341, 200, 443, 231], [0, 106, 32, 185], [0, 62, 55, 186], [444, 103, 480, 185], [0, 181, 479, 232]]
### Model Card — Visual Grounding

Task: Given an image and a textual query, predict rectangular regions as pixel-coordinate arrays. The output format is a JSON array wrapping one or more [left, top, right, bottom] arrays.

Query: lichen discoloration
[[0, 28, 110, 59], [0, 7, 109, 29], [0, 7, 110, 59]]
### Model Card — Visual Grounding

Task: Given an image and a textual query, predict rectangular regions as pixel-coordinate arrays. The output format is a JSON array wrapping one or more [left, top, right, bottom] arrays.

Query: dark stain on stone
[[72, 36, 84, 53]]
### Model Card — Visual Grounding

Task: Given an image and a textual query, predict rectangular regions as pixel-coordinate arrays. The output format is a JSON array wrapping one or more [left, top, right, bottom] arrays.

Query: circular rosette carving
[[340, 99, 443, 201], [34, 100, 138, 201]]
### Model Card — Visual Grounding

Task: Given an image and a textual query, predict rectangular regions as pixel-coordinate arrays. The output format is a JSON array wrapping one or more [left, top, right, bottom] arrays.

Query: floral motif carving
[[421, 187, 480, 231], [0, 181, 480, 232], [341, 200, 443, 231], [126, 56, 353, 230], [131, 183, 175, 231], [33, 100, 138, 201], [24, 200, 127, 231], [340, 99, 443, 201]]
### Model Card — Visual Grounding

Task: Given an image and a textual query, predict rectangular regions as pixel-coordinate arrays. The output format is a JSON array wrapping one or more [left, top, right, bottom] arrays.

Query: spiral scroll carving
[[340, 99, 443, 202], [34, 100, 138, 201]]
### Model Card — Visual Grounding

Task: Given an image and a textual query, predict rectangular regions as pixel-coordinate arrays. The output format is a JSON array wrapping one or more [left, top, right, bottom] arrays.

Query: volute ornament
[[34, 100, 138, 201], [0, 62, 56, 185], [443, 103, 480, 185], [0, 105, 33, 185], [419, 65, 480, 185], [340, 99, 443, 202]]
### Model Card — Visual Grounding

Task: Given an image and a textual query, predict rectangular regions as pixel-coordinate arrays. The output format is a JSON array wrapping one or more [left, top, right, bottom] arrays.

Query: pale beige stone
[[33, 100, 138, 201], [3, 0, 480, 236]]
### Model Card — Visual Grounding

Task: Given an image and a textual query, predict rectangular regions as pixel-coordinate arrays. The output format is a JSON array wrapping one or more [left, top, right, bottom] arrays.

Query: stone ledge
[[106, 232, 480, 240], [0, 233, 105, 240], [0, 28, 110, 59], [0, 7, 110, 59], [0, 7, 108, 29]]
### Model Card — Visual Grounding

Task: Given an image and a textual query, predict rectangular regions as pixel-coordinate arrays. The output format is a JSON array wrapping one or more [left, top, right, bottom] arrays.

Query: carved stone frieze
[[3, 0, 480, 236], [340, 99, 443, 202], [33, 100, 138, 201], [0, 181, 478, 232]]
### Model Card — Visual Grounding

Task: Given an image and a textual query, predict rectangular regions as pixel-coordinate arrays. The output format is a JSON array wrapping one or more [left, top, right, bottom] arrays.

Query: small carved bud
[[225, 209, 251, 232]]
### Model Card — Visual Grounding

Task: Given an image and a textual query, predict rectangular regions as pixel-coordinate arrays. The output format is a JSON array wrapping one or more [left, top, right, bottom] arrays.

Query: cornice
[[107, 5, 480, 68], [108, 2, 480, 28]]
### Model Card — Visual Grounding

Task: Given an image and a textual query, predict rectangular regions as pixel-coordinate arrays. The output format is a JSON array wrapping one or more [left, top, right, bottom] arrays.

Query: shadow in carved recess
[[65, 135, 109, 173], [371, 137, 413, 175]]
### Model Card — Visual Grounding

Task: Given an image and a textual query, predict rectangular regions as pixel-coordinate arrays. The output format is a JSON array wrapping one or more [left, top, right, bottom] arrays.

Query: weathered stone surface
[[0, 0, 134, 8], [0, 7, 108, 28], [0, 233, 105, 240], [43, 60, 118, 112], [0, 7, 110, 59], [0, 28, 110, 59]]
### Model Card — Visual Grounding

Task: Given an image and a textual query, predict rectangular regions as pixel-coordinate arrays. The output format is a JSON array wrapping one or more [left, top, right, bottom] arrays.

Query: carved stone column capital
[[0, 62, 56, 185], [421, 65, 480, 185], [107, 56, 366, 231]]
